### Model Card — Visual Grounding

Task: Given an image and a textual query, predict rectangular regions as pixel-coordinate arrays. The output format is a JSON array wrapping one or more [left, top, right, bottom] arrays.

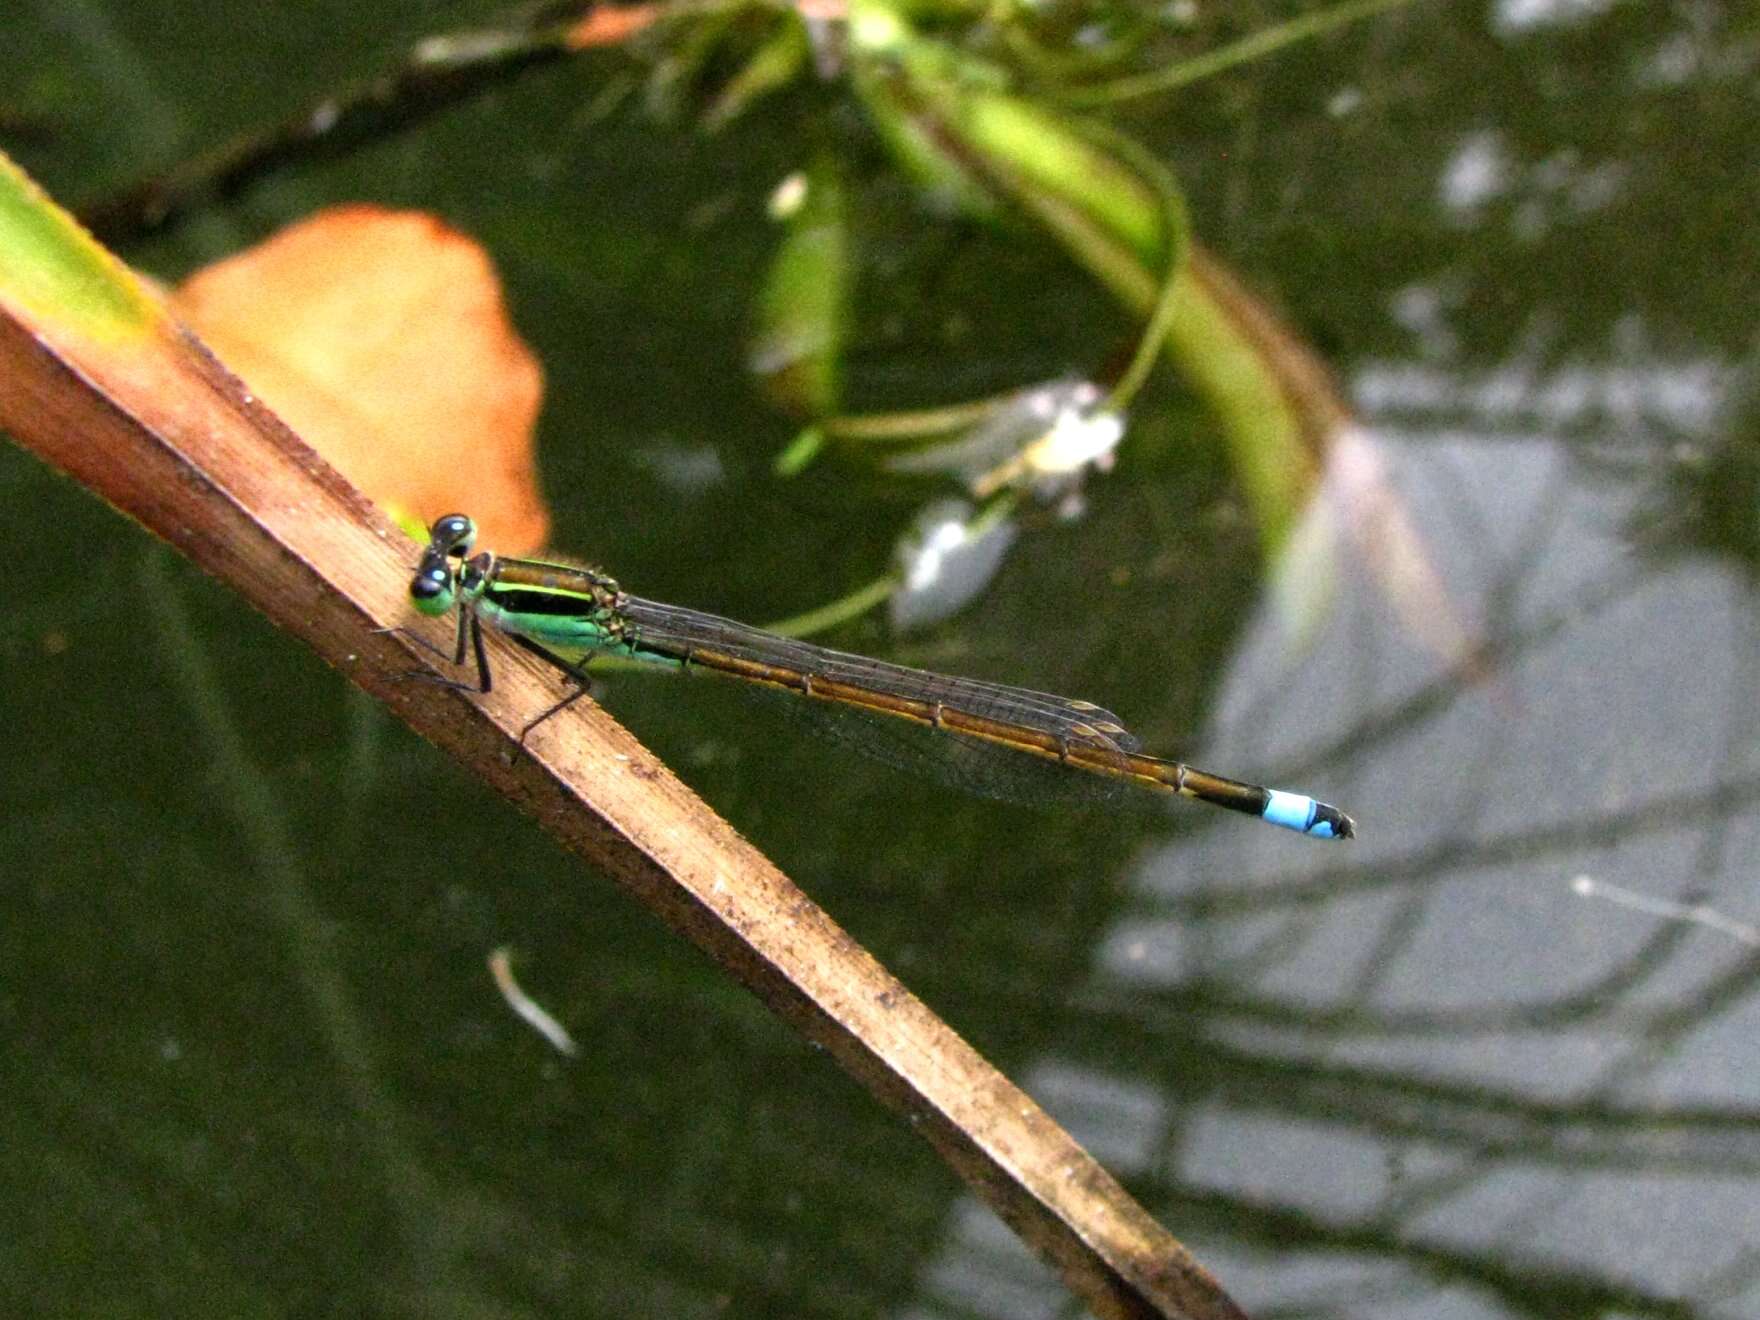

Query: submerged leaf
[[752, 161, 850, 420]]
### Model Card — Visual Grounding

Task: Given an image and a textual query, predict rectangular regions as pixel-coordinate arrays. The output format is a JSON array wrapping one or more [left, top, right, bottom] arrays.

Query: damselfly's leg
[[517, 649, 601, 743], [378, 608, 493, 693]]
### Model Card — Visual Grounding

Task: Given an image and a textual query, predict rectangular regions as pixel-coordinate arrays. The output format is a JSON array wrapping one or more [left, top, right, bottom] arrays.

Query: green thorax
[[474, 553, 644, 663]]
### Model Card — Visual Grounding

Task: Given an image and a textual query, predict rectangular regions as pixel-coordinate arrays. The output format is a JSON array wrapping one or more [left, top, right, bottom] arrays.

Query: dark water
[[3, 2, 1757, 1317]]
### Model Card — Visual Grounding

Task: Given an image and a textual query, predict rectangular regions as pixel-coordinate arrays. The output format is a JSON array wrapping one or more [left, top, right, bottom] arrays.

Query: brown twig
[[77, 1, 645, 243]]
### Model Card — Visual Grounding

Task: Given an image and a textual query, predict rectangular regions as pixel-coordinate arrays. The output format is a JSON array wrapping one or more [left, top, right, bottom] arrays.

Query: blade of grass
[[1059, 0, 1422, 108]]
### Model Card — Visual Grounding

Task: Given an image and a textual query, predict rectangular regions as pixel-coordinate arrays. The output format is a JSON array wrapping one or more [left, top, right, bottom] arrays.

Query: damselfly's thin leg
[[381, 600, 493, 694], [515, 647, 602, 743]]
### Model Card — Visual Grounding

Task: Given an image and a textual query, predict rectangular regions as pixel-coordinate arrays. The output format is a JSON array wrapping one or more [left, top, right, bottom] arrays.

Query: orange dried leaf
[[563, 5, 661, 49], [172, 204, 548, 554]]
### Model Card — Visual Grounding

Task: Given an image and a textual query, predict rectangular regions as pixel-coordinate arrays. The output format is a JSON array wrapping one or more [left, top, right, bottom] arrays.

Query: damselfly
[[407, 514, 1354, 839]]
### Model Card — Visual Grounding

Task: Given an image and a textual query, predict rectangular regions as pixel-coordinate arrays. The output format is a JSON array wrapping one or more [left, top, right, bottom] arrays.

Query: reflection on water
[[909, 355, 1760, 1317]]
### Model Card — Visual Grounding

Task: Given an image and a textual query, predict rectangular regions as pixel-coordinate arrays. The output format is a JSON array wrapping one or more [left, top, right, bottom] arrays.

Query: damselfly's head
[[409, 513, 482, 617]]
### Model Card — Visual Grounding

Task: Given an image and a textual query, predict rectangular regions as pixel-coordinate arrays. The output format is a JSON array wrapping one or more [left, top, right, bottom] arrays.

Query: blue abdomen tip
[[1264, 789, 1354, 839]]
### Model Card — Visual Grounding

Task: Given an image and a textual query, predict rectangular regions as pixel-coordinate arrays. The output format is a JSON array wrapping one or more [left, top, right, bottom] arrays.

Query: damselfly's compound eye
[[430, 513, 476, 558], [409, 562, 456, 615]]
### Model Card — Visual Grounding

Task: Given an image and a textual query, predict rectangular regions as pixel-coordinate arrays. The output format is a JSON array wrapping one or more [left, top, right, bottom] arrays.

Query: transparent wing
[[617, 596, 1143, 762]]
